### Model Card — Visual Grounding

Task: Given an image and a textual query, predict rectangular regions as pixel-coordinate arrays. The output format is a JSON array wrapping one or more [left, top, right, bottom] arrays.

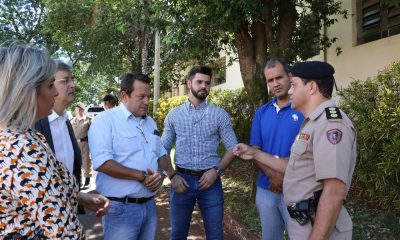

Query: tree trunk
[[234, 28, 268, 108]]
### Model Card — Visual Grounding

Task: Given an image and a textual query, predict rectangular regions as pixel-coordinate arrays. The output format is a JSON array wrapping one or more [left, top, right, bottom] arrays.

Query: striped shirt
[[161, 100, 237, 170]]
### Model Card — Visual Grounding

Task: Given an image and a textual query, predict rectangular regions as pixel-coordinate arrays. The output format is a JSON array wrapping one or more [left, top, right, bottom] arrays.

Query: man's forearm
[[97, 160, 145, 181], [158, 154, 175, 177], [309, 179, 346, 240], [218, 149, 235, 170], [253, 150, 288, 174]]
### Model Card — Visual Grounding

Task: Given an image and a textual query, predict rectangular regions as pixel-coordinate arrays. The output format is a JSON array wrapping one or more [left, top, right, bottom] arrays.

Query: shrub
[[338, 61, 400, 213]]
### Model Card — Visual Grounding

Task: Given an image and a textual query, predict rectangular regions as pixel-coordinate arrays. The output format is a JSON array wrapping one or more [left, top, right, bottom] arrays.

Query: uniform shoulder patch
[[325, 107, 342, 120]]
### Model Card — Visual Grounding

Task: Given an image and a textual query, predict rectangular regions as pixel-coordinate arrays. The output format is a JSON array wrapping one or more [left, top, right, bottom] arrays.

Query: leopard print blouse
[[0, 128, 86, 239]]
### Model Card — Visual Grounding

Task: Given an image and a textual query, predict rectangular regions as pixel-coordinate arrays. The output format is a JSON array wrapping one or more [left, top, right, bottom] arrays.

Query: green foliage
[[338, 61, 400, 213], [208, 89, 255, 143], [153, 95, 188, 132], [153, 88, 254, 143], [0, 0, 58, 52]]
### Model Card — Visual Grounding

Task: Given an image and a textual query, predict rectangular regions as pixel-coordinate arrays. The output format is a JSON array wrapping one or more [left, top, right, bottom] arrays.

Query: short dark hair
[[188, 66, 212, 80], [55, 59, 72, 72], [301, 76, 335, 98], [103, 94, 118, 105], [265, 58, 289, 74], [120, 73, 150, 96]]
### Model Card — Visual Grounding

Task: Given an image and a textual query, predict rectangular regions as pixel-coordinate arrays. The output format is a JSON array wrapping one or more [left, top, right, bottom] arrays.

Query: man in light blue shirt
[[161, 66, 238, 240], [89, 73, 174, 240]]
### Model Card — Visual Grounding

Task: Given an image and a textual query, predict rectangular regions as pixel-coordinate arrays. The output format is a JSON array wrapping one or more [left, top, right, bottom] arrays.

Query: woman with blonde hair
[[0, 44, 109, 239]]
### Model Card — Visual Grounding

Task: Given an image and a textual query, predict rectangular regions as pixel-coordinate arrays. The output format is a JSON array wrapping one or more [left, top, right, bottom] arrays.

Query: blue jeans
[[256, 187, 289, 240], [103, 198, 157, 240], [170, 173, 224, 240]]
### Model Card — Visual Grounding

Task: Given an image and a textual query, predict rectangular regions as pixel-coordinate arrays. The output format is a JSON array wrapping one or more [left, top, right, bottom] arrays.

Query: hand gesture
[[198, 169, 218, 190], [144, 168, 164, 192], [77, 192, 110, 217], [233, 143, 257, 160], [171, 174, 189, 193]]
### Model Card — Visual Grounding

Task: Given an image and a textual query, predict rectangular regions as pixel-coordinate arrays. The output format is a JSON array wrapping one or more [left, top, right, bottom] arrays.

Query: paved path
[[79, 177, 237, 239]]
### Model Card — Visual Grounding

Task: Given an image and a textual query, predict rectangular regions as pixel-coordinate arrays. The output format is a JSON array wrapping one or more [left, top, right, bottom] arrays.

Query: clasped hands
[[141, 168, 165, 192], [170, 168, 219, 193]]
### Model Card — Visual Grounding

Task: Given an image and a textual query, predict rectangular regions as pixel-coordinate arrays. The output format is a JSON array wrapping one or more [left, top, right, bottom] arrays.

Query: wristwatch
[[212, 166, 223, 176], [139, 171, 147, 183]]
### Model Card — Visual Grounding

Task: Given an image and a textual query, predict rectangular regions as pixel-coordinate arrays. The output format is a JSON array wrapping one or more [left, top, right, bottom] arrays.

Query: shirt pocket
[[289, 139, 312, 171], [113, 131, 141, 155], [291, 139, 308, 156]]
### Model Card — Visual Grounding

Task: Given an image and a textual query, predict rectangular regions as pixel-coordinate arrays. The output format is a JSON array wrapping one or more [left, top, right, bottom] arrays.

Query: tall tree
[[154, 0, 347, 106], [43, 0, 155, 76], [0, 0, 57, 51]]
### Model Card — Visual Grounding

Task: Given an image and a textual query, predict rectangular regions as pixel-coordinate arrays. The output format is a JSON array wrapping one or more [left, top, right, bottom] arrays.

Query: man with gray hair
[[35, 60, 83, 192]]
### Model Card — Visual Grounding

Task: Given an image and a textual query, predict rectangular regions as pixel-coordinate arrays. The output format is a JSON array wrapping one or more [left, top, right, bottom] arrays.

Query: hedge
[[338, 61, 400, 213]]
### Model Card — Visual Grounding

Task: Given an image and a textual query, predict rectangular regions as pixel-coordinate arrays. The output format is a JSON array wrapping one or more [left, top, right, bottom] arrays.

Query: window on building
[[357, 0, 400, 45]]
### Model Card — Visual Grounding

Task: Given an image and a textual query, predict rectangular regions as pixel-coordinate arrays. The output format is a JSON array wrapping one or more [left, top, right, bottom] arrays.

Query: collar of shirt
[[48, 110, 69, 123], [185, 99, 208, 110], [308, 99, 336, 121], [76, 115, 87, 121], [271, 97, 292, 114], [120, 104, 147, 125]]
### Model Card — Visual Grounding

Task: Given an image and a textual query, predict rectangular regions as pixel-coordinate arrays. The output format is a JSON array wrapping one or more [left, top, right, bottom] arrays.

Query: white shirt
[[48, 111, 75, 173], [88, 104, 167, 198]]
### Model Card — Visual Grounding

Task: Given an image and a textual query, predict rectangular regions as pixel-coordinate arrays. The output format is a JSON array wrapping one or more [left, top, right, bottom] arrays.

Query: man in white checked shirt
[[161, 66, 238, 240]]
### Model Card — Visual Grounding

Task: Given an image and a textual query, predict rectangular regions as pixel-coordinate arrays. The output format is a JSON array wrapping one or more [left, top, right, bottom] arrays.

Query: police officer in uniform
[[234, 61, 356, 240], [71, 102, 93, 188]]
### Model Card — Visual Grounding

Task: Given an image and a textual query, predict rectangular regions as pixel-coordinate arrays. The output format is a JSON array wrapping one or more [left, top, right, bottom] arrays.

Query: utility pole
[[153, 31, 160, 115]]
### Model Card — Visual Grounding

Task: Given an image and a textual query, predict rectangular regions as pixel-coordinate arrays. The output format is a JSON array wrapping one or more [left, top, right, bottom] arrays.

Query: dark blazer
[[35, 117, 82, 187]]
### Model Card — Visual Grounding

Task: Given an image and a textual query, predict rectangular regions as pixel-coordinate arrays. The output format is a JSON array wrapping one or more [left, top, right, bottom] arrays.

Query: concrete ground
[[79, 176, 238, 240]]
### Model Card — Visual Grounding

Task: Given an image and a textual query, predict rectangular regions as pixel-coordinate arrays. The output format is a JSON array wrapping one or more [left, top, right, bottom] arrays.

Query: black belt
[[107, 196, 153, 204], [176, 166, 210, 177]]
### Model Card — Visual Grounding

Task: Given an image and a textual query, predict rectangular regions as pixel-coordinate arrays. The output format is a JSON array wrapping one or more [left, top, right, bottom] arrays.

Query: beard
[[191, 87, 209, 100]]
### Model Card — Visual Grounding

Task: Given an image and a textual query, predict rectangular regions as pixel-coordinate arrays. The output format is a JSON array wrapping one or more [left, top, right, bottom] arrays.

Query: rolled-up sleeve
[[161, 111, 176, 153], [219, 109, 238, 150], [88, 114, 114, 170]]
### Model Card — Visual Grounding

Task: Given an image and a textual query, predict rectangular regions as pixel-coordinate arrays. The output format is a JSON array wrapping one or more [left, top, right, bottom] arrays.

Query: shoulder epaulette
[[325, 107, 342, 120]]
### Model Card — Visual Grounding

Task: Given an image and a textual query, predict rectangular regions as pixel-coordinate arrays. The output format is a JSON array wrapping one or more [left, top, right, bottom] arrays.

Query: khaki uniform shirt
[[71, 115, 91, 140], [283, 99, 356, 239]]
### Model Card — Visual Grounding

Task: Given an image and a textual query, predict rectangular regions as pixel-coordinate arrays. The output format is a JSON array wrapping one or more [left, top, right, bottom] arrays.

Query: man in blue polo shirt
[[250, 58, 304, 240]]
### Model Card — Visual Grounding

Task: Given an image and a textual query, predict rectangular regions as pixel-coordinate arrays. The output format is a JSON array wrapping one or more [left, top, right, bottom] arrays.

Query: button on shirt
[[161, 100, 238, 170], [48, 111, 74, 173], [88, 105, 167, 198], [250, 98, 304, 189]]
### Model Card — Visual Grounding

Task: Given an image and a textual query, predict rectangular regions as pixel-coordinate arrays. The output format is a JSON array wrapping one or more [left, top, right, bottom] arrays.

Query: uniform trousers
[[77, 141, 92, 178]]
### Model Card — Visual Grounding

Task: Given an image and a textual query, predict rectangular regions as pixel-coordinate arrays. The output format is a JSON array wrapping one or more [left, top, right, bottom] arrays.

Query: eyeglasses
[[136, 126, 148, 144], [55, 77, 76, 85]]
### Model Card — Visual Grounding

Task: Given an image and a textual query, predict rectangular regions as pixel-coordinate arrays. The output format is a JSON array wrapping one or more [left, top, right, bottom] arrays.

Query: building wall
[[311, 0, 400, 88], [212, 59, 244, 91]]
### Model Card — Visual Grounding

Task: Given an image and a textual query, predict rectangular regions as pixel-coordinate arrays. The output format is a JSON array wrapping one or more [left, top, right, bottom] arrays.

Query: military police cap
[[76, 102, 85, 110], [290, 61, 335, 79]]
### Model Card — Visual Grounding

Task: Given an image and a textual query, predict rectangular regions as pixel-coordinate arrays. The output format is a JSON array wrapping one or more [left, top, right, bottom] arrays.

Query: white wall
[[212, 57, 244, 91], [312, 0, 400, 88]]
